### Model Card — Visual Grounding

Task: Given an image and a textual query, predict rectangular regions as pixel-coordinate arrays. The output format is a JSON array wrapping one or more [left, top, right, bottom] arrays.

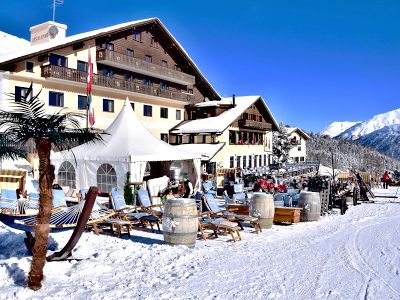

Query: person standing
[[382, 171, 390, 189]]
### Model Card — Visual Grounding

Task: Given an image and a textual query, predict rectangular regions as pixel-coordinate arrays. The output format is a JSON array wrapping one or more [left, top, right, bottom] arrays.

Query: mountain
[[337, 108, 400, 140], [320, 121, 360, 137], [357, 124, 400, 159]]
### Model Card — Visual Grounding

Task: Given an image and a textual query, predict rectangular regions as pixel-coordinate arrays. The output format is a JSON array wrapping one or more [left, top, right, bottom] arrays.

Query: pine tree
[[272, 123, 293, 165]]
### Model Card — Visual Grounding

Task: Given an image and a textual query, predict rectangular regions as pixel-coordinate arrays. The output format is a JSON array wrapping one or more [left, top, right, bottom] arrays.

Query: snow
[[320, 121, 361, 137], [0, 31, 29, 55], [337, 108, 400, 140], [1, 187, 399, 299], [174, 143, 225, 160]]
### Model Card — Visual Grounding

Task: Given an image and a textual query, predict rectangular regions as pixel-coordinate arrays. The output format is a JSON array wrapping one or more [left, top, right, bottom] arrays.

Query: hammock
[[1, 200, 115, 232]]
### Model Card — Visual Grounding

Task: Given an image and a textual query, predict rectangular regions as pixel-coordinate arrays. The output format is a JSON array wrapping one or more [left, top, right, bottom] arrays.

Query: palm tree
[[0, 84, 103, 290]]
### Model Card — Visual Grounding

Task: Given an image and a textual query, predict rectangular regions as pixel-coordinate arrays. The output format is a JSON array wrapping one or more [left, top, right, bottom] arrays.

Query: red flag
[[87, 47, 95, 126]]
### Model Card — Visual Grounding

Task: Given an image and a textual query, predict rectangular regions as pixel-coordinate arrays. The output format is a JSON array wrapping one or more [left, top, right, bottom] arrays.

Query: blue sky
[[1, 0, 399, 132]]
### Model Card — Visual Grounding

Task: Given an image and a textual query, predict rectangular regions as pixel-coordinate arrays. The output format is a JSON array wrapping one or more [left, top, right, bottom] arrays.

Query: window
[[126, 48, 134, 57], [97, 163, 117, 193], [248, 156, 252, 168], [160, 107, 168, 119], [259, 155, 262, 166], [58, 161, 76, 188], [237, 156, 241, 168], [15, 86, 30, 102], [49, 53, 67, 67], [174, 64, 181, 71], [243, 156, 247, 168], [300, 157, 305, 162], [189, 135, 195, 144], [150, 37, 158, 48], [144, 55, 152, 63], [103, 43, 114, 50], [176, 110, 182, 120], [298, 146, 302, 151], [254, 155, 258, 168], [78, 95, 87, 110], [49, 91, 64, 107], [143, 105, 152, 117], [124, 73, 134, 81], [176, 135, 182, 144], [230, 157, 234, 168], [130, 103, 135, 111], [103, 99, 114, 112], [187, 89, 193, 94], [133, 31, 141, 42], [160, 133, 168, 143], [77, 60, 87, 72], [202, 135, 207, 144], [264, 155, 267, 166], [25, 61, 34, 72], [161, 60, 168, 67], [101, 68, 113, 77], [160, 81, 168, 89], [143, 78, 151, 86]]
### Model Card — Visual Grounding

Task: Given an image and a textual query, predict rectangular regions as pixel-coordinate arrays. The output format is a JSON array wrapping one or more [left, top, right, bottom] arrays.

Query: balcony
[[41, 65, 195, 102], [96, 49, 196, 86], [238, 119, 272, 131]]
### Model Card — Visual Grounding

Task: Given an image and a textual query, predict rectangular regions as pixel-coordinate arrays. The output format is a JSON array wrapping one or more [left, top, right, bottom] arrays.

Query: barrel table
[[250, 192, 274, 229], [297, 191, 321, 221], [162, 198, 198, 248]]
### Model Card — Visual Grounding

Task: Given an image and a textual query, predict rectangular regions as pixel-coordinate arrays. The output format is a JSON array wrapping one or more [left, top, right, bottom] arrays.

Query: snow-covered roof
[[173, 143, 225, 161], [287, 127, 311, 140], [171, 96, 279, 134], [0, 31, 29, 55], [52, 99, 201, 162], [0, 18, 219, 99]]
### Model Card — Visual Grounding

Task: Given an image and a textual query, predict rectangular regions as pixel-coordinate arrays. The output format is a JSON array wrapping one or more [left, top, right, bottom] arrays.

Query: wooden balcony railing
[[238, 119, 272, 131], [96, 48, 196, 86], [41, 65, 195, 102]]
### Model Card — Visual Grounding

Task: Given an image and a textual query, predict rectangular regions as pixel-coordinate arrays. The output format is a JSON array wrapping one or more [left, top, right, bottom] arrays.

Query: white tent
[[51, 99, 202, 191]]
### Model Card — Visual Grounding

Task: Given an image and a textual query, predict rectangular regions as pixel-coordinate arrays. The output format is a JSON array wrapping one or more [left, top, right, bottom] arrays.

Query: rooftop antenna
[[52, 0, 64, 22]]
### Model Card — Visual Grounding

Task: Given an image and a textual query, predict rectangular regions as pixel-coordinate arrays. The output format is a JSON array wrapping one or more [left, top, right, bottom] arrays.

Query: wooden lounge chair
[[137, 189, 163, 218], [110, 190, 160, 232], [198, 212, 241, 242], [203, 193, 261, 234]]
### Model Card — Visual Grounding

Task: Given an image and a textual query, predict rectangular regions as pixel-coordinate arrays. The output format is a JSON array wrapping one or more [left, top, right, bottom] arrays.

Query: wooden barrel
[[250, 192, 274, 229], [162, 198, 198, 248], [297, 191, 321, 221]]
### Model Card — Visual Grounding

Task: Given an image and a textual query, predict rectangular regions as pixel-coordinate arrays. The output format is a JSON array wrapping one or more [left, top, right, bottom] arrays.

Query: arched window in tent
[[58, 161, 76, 188], [97, 163, 117, 193]]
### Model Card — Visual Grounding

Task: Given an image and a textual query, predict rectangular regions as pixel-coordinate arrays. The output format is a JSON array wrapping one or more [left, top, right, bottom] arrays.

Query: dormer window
[[144, 55, 152, 63], [133, 31, 141, 42]]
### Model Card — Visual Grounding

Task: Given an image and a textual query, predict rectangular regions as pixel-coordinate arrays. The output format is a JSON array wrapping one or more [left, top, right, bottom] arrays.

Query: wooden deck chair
[[110, 190, 160, 232], [137, 189, 163, 218], [198, 212, 241, 242], [203, 193, 261, 234]]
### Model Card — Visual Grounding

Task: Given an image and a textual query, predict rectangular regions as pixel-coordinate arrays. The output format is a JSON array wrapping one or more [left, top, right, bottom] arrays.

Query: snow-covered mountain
[[0, 31, 29, 54], [320, 121, 360, 137], [337, 108, 400, 140], [357, 124, 400, 159]]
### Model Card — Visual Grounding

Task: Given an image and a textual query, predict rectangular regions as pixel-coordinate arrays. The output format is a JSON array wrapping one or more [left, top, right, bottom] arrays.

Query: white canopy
[[51, 99, 201, 190]]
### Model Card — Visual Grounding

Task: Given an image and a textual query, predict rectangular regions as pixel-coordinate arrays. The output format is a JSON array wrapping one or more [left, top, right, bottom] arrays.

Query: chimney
[[232, 94, 236, 107], [29, 21, 67, 46]]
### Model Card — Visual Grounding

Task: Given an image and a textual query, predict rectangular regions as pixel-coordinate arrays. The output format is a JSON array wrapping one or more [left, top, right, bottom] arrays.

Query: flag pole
[[86, 45, 91, 129]]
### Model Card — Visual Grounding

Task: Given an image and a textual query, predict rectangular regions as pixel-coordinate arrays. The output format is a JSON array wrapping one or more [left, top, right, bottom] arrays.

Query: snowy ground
[[1, 187, 399, 300]]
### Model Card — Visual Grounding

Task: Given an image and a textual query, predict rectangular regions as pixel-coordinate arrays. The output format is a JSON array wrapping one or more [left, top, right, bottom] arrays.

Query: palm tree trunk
[[28, 138, 53, 291]]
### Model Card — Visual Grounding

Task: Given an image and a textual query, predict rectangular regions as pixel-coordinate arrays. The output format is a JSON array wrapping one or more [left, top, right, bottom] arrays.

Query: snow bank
[[0, 188, 399, 299]]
